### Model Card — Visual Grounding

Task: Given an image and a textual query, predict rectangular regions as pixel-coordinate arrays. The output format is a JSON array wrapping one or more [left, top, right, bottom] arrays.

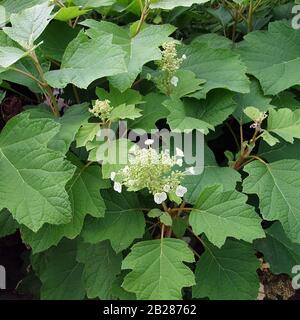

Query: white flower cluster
[[156, 41, 187, 92], [89, 99, 112, 121], [158, 42, 186, 75], [110, 140, 191, 204]]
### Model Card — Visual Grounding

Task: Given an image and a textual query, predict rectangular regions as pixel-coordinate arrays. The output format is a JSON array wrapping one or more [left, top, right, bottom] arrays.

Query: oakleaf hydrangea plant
[[0, 0, 299, 302]]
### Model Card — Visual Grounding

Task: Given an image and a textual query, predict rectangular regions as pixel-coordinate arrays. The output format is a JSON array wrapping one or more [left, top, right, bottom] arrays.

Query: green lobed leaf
[[37, 239, 85, 300], [0, 113, 75, 232], [243, 160, 300, 244], [0, 209, 18, 238], [165, 90, 236, 134], [238, 21, 300, 95], [20, 161, 108, 253], [122, 238, 195, 300], [129, 93, 169, 132], [77, 240, 122, 300], [233, 78, 274, 122], [190, 185, 265, 248], [183, 144, 241, 204], [267, 108, 300, 144], [44, 31, 127, 89], [3, 3, 54, 49], [0, 46, 26, 69], [254, 222, 300, 277], [180, 42, 250, 98], [150, 0, 209, 10], [193, 238, 260, 300], [81, 190, 145, 253], [81, 20, 176, 91]]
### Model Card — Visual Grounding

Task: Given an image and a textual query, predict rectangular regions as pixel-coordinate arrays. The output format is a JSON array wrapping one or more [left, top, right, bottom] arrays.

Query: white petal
[[154, 192, 167, 204], [175, 185, 187, 197], [114, 182, 122, 193], [110, 171, 116, 181], [176, 147, 184, 157], [176, 159, 183, 167], [182, 54, 187, 60], [170, 76, 179, 87], [145, 139, 154, 146]]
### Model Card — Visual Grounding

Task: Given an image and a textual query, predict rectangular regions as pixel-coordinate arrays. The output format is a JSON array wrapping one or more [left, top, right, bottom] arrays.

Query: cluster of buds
[[89, 99, 112, 122], [110, 139, 189, 204], [156, 41, 186, 93], [158, 41, 186, 74], [250, 111, 268, 131]]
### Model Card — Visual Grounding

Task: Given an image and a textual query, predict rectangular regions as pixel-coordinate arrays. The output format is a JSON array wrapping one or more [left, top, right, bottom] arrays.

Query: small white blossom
[[182, 54, 187, 60], [154, 192, 167, 204], [114, 182, 122, 193], [176, 158, 183, 167], [110, 172, 116, 181], [163, 185, 171, 193], [170, 76, 179, 87], [145, 139, 154, 146], [176, 185, 187, 197], [176, 147, 184, 157]]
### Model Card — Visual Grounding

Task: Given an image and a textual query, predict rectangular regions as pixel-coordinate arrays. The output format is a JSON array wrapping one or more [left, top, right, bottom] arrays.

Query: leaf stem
[[132, 0, 150, 37], [29, 51, 60, 117]]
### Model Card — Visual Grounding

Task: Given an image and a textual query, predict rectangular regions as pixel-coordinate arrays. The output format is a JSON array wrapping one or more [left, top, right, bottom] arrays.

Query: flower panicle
[[110, 140, 193, 204], [89, 99, 112, 121]]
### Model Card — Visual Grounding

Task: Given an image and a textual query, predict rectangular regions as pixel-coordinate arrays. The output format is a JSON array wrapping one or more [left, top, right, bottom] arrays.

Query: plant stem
[[133, 0, 150, 37], [29, 51, 60, 117], [247, 0, 254, 32], [161, 223, 165, 239], [9, 67, 45, 86]]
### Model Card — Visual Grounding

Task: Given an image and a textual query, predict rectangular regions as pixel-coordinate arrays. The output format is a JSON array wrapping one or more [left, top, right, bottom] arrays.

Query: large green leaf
[[96, 85, 142, 107], [77, 240, 122, 299], [37, 239, 85, 300], [81, 20, 176, 91], [44, 31, 127, 89], [81, 190, 145, 253], [238, 21, 300, 95], [0, 47, 26, 69], [21, 162, 108, 253], [266, 108, 300, 144], [180, 42, 249, 98], [0, 0, 48, 23], [190, 185, 264, 248], [122, 238, 195, 300], [0, 113, 75, 232], [73, 0, 116, 7], [193, 238, 260, 300], [165, 90, 236, 134], [243, 160, 300, 244], [129, 93, 169, 131], [0, 209, 18, 238], [48, 103, 90, 154], [259, 139, 300, 163], [255, 222, 300, 277], [3, 3, 54, 49], [183, 145, 241, 204], [54, 6, 91, 22], [150, 0, 209, 9], [39, 21, 80, 62], [233, 78, 274, 122]]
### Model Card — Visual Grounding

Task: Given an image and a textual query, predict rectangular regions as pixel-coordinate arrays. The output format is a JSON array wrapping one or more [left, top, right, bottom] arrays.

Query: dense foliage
[[0, 0, 300, 300]]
